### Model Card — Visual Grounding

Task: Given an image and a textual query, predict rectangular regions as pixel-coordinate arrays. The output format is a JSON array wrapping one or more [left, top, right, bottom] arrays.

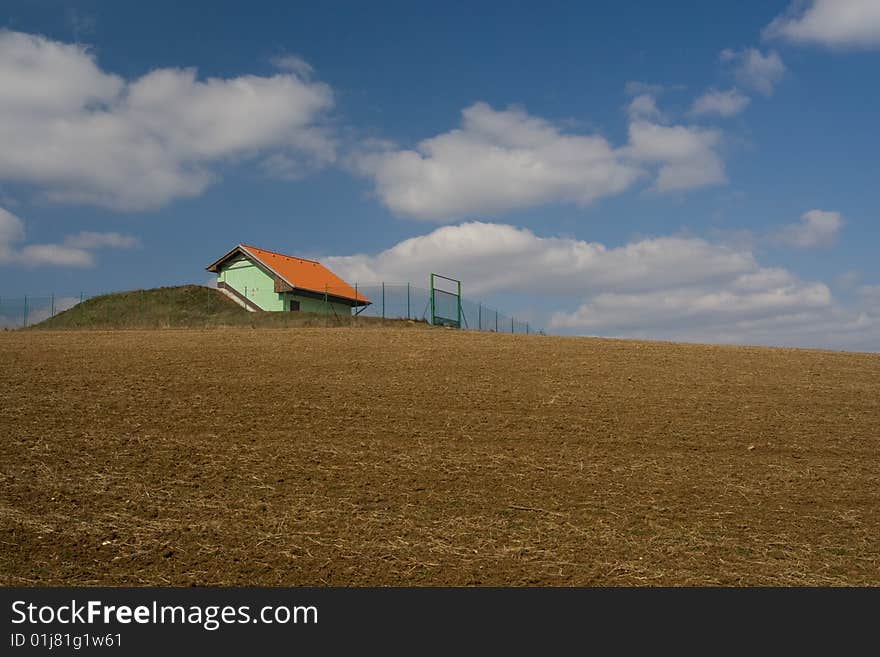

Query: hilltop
[[32, 285, 422, 330]]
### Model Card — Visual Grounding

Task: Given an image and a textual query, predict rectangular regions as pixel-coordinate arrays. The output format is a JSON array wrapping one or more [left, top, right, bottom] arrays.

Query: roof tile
[[241, 244, 369, 304]]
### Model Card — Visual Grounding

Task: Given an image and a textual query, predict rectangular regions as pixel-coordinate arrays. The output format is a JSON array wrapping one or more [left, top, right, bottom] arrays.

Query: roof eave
[[240, 244, 291, 285], [288, 286, 372, 306], [208, 244, 369, 305], [205, 244, 247, 272]]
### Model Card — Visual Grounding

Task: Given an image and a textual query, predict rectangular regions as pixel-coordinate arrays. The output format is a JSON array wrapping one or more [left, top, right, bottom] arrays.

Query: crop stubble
[[1, 328, 878, 585]]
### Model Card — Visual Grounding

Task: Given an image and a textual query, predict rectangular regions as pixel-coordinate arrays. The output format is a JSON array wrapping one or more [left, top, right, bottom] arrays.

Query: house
[[206, 244, 370, 314]]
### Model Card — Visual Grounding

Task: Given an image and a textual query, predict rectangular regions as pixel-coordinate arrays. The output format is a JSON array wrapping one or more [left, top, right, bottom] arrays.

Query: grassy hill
[[33, 285, 422, 329]]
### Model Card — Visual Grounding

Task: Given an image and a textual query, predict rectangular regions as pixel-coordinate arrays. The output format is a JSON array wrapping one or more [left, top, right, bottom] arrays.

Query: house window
[[289, 300, 300, 312]]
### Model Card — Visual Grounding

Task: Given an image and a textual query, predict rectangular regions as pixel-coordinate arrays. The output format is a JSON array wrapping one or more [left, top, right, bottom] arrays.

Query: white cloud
[[326, 221, 755, 296], [765, 0, 880, 48], [550, 280, 831, 332], [0, 206, 137, 267], [775, 209, 844, 248], [625, 121, 726, 192], [16, 244, 95, 267], [0, 207, 26, 246], [858, 285, 880, 307], [260, 153, 310, 180], [324, 221, 879, 350], [836, 270, 861, 290], [690, 88, 751, 117], [270, 54, 315, 78], [0, 30, 335, 210], [351, 102, 643, 221], [626, 93, 664, 121], [0, 207, 26, 264], [720, 48, 785, 96], [352, 103, 726, 221], [561, 302, 879, 351], [0, 30, 123, 114], [64, 231, 140, 249]]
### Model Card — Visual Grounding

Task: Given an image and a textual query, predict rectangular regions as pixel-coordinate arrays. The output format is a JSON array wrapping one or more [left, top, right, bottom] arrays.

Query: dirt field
[[2, 327, 879, 586]]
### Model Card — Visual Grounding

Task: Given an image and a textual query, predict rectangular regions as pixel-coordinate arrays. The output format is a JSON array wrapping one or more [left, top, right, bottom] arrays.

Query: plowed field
[[2, 328, 878, 585]]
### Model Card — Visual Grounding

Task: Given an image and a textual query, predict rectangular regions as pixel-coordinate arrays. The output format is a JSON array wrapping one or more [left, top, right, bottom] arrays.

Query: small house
[[206, 244, 370, 314]]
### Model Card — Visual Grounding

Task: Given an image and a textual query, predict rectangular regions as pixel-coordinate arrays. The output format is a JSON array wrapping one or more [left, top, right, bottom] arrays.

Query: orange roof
[[218, 244, 370, 304]]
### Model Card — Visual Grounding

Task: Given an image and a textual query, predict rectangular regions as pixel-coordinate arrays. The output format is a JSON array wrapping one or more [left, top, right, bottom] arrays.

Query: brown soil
[[1, 328, 878, 586]]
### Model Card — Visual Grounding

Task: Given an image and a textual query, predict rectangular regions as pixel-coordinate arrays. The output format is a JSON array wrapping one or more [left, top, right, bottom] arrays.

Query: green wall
[[219, 257, 284, 310], [288, 294, 351, 316], [218, 256, 352, 315]]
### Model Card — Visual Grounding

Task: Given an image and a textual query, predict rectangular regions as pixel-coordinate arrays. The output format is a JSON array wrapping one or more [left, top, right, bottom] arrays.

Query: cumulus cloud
[[325, 221, 754, 296], [625, 121, 726, 192], [835, 270, 861, 290], [352, 102, 726, 221], [350, 102, 643, 221], [858, 285, 880, 308], [556, 300, 880, 351], [720, 48, 786, 96], [260, 153, 312, 180], [0, 30, 335, 210], [774, 209, 844, 248], [63, 231, 140, 249], [15, 244, 95, 268], [626, 93, 664, 121], [550, 279, 831, 333], [0, 206, 137, 267], [324, 221, 878, 350], [0, 207, 26, 246], [270, 53, 316, 78], [690, 88, 751, 117], [765, 0, 880, 48]]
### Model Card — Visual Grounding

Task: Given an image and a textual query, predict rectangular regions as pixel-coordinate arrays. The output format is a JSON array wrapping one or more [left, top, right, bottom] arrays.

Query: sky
[[0, 0, 878, 350]]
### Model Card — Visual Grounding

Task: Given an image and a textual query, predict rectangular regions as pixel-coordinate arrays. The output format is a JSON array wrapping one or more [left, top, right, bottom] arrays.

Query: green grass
[[32, 285, 425, 330]]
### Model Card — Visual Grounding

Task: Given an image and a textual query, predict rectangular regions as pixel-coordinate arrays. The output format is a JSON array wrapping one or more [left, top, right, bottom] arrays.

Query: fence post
[[429, 274, 434, 325], [526, 322, 529, 335], [50, 294, 55, 318], [324, 285, 328, 316], [23, 295, 28, 328], [354, 283, 358, 325], [457, 279, 462, 328], [478, 303, 482, 331], [511, 317, 514, 334], [407, 282, 410, 320], [495, 309, 498, 332], [381, 282, 385, 319]]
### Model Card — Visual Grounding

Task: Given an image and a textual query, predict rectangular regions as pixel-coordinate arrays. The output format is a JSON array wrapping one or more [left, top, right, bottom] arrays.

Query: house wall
[[218, 256, 353, 315], [218, 256, 284, 311], [288, 294, 351, 316]]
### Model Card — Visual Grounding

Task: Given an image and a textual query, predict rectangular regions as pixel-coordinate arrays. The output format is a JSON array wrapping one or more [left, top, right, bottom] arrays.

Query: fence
[[0, 284, 541, 335], [328, 283, 538, 335], [0, 294, 86, 329]]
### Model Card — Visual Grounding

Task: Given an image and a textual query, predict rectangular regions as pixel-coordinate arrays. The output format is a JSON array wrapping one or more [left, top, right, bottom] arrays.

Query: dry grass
[[1, 328, 879, 586], [31, 285, 422, 331]]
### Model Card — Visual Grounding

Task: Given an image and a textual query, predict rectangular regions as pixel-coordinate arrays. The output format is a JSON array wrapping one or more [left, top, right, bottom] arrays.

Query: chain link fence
[[0, 294, 87, 329], [334, 283, 538, 334], [1, 284, 541, 334]]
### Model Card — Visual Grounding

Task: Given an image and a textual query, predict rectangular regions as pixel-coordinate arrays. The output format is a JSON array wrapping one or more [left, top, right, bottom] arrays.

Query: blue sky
[[1, 1, 878, 349]]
